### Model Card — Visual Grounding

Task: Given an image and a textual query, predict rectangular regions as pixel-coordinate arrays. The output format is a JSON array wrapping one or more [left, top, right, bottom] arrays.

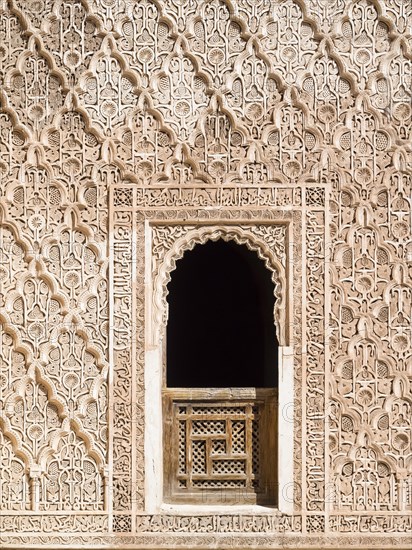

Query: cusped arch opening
[[166, 238, 279, 388]]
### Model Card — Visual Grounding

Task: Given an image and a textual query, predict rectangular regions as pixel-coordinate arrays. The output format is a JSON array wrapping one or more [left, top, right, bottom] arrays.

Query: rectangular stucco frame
[[110, 184, 303, 532]]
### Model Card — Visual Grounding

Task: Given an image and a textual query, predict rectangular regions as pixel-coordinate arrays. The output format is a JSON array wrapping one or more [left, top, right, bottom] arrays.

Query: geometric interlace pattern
[[0, 0, 411, 545]]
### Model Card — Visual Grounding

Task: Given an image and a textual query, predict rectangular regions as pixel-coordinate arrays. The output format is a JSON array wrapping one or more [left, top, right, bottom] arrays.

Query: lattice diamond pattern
[[0, 0, 410, 544]]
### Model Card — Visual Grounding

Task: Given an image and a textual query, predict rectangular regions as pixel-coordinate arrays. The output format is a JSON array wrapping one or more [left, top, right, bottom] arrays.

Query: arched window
[[163, 239, 278, 504], [167, 239, 279, 388]]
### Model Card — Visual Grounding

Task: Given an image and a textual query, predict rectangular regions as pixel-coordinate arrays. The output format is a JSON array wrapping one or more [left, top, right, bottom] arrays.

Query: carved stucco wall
[[0, 0, 411, 548]]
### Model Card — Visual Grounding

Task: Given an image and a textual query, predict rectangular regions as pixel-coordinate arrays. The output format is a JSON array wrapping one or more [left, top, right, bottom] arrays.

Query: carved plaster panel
[[0, 0, 411, 548]]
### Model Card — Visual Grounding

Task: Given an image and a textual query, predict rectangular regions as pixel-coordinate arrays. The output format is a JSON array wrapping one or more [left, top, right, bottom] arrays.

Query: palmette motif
[[0, 0, 411, 546]]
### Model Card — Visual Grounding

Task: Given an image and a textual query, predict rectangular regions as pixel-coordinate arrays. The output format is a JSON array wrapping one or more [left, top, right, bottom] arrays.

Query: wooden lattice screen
[[163, 388, 277, 504]]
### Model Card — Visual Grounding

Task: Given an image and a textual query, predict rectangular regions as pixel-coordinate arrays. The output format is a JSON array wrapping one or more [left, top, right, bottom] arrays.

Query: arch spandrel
[[150, 224, 289, 348]]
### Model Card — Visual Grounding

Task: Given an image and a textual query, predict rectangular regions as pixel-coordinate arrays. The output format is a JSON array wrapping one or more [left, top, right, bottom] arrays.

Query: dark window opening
[[166, 239, 279, 388]]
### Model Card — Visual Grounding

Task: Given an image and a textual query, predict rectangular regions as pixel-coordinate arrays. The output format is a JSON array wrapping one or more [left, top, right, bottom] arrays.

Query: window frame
[[143, 220, 295, 513]]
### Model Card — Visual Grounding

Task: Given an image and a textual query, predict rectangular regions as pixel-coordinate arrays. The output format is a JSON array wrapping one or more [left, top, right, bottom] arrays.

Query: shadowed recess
[[166, 239, 279, 388]]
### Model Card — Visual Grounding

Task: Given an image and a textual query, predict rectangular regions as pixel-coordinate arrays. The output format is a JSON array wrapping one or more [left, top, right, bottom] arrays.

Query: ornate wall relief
[[0, 0, 410, 547]]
